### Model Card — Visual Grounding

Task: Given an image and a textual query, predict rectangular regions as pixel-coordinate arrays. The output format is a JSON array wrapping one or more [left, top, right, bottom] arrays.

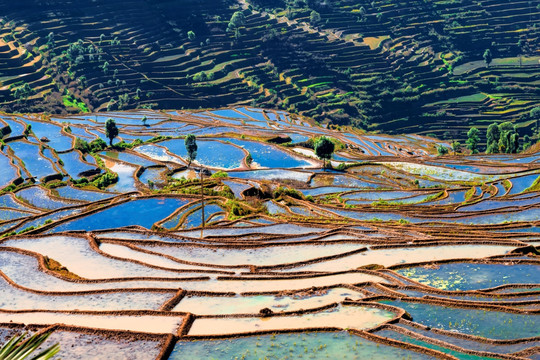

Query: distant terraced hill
[[1, 0, 539, 142]]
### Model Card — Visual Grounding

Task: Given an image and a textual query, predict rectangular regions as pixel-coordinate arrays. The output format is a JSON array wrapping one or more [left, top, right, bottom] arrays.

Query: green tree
[[0, 331, 59, 360], [437, 145, 449, 156], [523, 135, 532, 150], [105, 118, 119, 146], [498, 122, 519, 153], [314, 136, 335, 170], [466, 127, 480, 154], [184, 134, 198, 167], [141, 116, 147, 126], [486, 122, 500, 154], [483, 49, 492, 67], [530, 106, 540, 132], [310, 10, 321, 25], [451, 141, 461, 155], [187, 31, 196, 41], [228, 11, 246, 32]]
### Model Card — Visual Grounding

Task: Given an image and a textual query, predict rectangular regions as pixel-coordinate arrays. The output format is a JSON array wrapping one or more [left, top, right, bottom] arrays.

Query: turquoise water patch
[[381, 300, 540, 340], [170, 331, 436, 359], [396, 263, 540, 291], [375, 329, 499, 360], [54, 186, 114, 202]]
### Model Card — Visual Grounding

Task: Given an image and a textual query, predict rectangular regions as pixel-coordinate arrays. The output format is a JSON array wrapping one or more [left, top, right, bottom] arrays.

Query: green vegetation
[[105, 118, 119, 146], [466, 127, 480, 154], [437, 145, 448, 156], [211, 171, 228, 178], [184, 134, 198, 167], [486, 122, 519, 154], [0, 332, 59, 360], [74, 138, 107, 154], [314, 136, 335, 169], [1, 0, 538, 140], [62, 93, 89, 112]]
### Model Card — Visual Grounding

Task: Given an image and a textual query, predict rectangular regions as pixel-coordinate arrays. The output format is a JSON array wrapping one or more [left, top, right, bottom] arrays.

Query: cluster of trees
[[486, 122, 520, 154], [439, 123, 523, 156], [12, 83, 34, 102]]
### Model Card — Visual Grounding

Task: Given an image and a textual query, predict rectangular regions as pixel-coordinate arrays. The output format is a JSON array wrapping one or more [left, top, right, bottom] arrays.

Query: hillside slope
[[0, 0, 539, 141]]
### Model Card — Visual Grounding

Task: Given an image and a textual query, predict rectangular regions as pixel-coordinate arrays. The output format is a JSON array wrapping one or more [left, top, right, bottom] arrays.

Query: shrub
[[211, 171, 228, 178]]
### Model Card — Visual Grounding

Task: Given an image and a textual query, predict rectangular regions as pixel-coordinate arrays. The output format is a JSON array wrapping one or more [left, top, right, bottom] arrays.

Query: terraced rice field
[[0, 108, 538, 359], [1, 0, 539, 142]]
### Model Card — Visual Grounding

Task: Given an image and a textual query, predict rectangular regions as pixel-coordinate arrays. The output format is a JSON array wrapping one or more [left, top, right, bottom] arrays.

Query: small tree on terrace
[[483, 49, 492, 67], [466, 127, 480, 154], [530, 106, 540, 133], [437, 145, 449, 156], [314, 136, 335, 170], [184, 134, 198, 167], [498, 122, 519, 154], [486, 122, 501, 154], [228, 11, 246, 32], [451, 140, 461, 155], [105, 118, 118, 146], [310, 10, 321, 25], [187, 31, 196, 41]]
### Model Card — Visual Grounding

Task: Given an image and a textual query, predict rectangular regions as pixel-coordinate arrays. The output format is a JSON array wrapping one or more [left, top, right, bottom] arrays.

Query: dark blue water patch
[[182, 204, 224, 229], [48, 197, 190, 232], [11, 208, 82, 233], [423, 161, 503, 175], [342, 190, 421, 201], [235, 107, 268, 121], [23, 119, 73, 152], [100, 151, 157, 167], [54, 186, 114, 202], [396, 263, 540, 291], [116, 133, 156, 142], [16, 187, 77, 210], [2, 117, 26, 137], [501, 226, 540, 233], [8, 141, 58, 180], [301, 187, 361, 197], [222, 180, 250, 199], [160, 139, 245, 169], [226, 138, 312, 169], [52, 117, 97, 127], [139, 167, 167, 186], [58, 151, 98, 178], [0, 153, 19, 188], [380, 300, 540, 340], [169, 331, 436, 360], [0, 220, 19, 233], [208, 109, 249, 119], [450, 207, 540, 225], [458, 196, 540, 212], [247, 217, 276, 225], [311, 174, 379, 188], [507, 174, 540, 195], [0, 209, 33, 222], [289, 133, 309, 143], [230, 169, 312, 182], [375, 329, 504, 360], [0, 194, 36, 212], [191, 126, 237, 136], [67, 126, 95, 140]]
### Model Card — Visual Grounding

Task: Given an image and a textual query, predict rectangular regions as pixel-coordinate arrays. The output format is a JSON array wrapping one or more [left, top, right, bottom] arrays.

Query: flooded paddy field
[[0, 108, 538, 359]]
